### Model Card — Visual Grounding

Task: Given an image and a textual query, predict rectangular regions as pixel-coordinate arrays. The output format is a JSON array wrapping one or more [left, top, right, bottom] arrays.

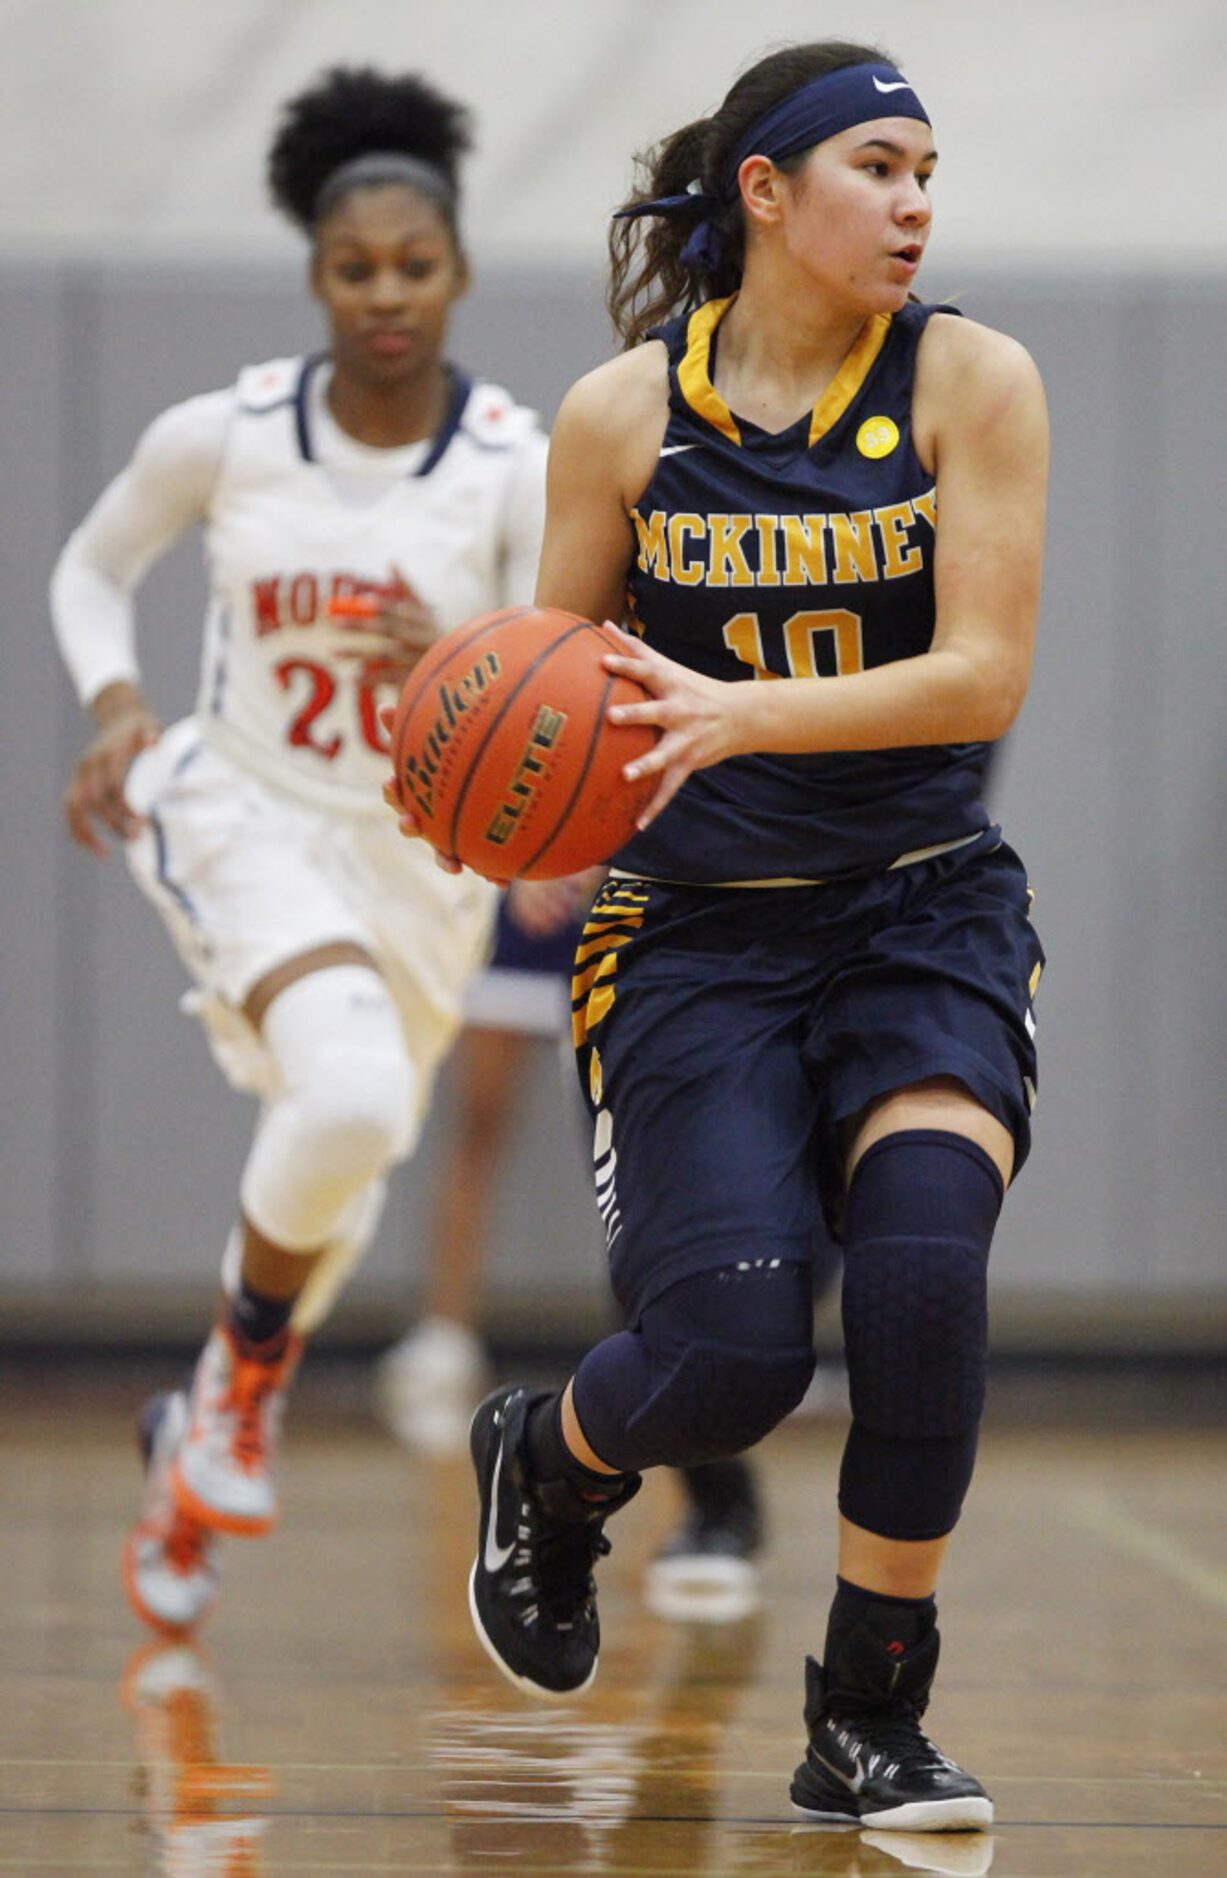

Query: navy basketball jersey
[[617, 296, 994, 882]]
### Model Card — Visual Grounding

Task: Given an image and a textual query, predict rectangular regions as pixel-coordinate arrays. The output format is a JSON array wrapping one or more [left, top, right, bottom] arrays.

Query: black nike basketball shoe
[[790, 1627, 992, 1832], [467, 1385, 639, 1698]]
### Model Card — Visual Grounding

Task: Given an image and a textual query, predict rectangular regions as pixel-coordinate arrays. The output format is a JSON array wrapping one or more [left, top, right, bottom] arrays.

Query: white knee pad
[[239, 966, 418, 1253], [291, 1179, 387, 1335]]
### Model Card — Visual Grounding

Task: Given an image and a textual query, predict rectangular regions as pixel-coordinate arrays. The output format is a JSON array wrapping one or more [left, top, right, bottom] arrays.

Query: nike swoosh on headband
[[873, 77, 913, 93], [483, 1433, 516, 1571]]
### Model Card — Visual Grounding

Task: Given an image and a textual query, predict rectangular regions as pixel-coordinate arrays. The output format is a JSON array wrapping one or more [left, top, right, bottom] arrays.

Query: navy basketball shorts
[[571, 837, 1043, 1326]]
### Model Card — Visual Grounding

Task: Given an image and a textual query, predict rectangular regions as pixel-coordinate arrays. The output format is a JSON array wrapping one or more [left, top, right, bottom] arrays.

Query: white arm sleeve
[[498, 427, 550, 608], [49, 388, 235, 707]]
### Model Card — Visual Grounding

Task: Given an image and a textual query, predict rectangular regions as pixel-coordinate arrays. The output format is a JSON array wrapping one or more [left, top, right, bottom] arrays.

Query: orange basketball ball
[[389, 607, 659, 880]]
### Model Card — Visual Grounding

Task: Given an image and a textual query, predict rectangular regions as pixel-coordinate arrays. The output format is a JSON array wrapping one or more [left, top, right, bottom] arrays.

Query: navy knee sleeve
[[619, 1337, 815, 1466], [838, 1129, 1003, 1540], [571, 1263, 816, 1471]]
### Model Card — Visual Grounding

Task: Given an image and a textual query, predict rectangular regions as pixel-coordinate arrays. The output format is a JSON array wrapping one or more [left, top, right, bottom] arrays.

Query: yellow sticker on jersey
[[856, 416, 900, 460]]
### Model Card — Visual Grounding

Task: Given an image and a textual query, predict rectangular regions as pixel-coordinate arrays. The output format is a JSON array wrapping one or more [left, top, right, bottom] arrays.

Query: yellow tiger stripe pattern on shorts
[[571, 881, 650, 1049]]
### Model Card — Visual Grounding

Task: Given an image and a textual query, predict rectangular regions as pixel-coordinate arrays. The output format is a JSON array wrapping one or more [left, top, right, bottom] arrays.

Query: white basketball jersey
[[197, 355, 547, 814]]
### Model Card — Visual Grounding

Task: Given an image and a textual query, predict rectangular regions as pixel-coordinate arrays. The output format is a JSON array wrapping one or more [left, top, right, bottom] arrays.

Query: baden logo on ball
[[388, 608, 658, 880]]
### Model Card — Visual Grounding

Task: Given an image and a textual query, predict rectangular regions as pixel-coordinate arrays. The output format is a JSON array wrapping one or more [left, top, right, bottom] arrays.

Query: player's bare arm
[[534, 344, 668, 627]]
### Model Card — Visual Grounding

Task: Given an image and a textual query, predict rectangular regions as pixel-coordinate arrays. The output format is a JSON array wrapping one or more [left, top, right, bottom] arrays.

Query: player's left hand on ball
[[378, 702, 463, 873], [601, 625, 747, 827]]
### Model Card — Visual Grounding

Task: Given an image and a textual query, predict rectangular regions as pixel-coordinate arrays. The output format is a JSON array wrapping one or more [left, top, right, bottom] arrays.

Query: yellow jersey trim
[[677, 297, 741, 443], [808, 313, 892, 447], [676, 299, 893, 451]]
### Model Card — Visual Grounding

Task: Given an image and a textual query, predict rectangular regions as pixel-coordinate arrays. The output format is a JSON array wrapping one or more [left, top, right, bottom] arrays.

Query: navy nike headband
[[614, 61, 930, 274]]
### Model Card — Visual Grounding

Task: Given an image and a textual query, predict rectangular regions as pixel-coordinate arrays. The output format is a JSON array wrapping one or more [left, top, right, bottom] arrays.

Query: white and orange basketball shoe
[[123, 1392, 221, 1636], [171, 1324, 302, 1535]]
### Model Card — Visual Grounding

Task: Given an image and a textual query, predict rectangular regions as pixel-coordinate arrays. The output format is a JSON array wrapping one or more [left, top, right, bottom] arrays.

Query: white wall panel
[[3, 1, 1225, 267]]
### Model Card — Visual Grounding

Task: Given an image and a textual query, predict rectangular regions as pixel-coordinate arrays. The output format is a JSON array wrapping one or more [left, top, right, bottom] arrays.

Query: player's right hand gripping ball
[[388, 607, 659, 880]]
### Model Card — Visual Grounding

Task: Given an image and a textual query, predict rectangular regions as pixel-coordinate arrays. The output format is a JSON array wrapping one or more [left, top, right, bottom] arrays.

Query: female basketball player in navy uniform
[[50, 69, 548, 1639], [373, 866, 795, 1623], [456, 41, 1047, 1832]]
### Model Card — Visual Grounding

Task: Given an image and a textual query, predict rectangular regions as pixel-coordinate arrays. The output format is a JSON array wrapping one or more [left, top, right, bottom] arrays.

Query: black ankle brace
[[828, 1575, 935, 1651], [819, 1578, 940, 1715]]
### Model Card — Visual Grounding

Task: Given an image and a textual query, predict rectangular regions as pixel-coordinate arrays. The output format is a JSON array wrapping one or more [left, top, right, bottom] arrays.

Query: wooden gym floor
[[3, 1358, 1225, 1876]]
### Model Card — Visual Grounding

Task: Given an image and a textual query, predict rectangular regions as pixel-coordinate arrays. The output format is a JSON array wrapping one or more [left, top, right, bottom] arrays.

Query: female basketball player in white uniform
[[50, 67, 547, 1638]]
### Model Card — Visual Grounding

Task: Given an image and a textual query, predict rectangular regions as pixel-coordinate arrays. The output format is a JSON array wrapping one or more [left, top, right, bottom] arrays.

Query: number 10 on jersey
[[723, 608, 864, 679]]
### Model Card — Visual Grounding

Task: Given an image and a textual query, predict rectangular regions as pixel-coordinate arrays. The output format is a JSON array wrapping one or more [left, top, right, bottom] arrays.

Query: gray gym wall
[[2, 256, 1224, 1352], [2, 0, 1225, 1351]]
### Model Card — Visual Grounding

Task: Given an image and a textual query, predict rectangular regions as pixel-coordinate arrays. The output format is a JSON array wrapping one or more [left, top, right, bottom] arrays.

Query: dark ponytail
[[608, 39, 892, 348]]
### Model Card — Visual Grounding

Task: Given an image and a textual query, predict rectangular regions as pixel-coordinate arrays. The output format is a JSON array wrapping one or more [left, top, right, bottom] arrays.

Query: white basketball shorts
[[124, 718, 497, 1098]]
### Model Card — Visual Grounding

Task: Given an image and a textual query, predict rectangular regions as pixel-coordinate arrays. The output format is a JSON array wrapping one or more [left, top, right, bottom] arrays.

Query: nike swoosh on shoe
[[812, 1748, 867, 1794], [483, 1431, 516, 1572]]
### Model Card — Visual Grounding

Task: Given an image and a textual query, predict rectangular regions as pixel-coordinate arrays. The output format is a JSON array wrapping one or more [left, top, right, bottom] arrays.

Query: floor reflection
[[428, 1609, 994, 1875], [431, 1703, 649, 1870], [120, 1640, 274, 1875], [430, 1614, 767, 1871], [857, 1830, 995, 1875], [719, 1824, 994, 1876]]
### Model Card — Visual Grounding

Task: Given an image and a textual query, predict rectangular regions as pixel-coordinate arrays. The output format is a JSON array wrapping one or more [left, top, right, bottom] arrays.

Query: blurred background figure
[[48, 64, 548, 1639]]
